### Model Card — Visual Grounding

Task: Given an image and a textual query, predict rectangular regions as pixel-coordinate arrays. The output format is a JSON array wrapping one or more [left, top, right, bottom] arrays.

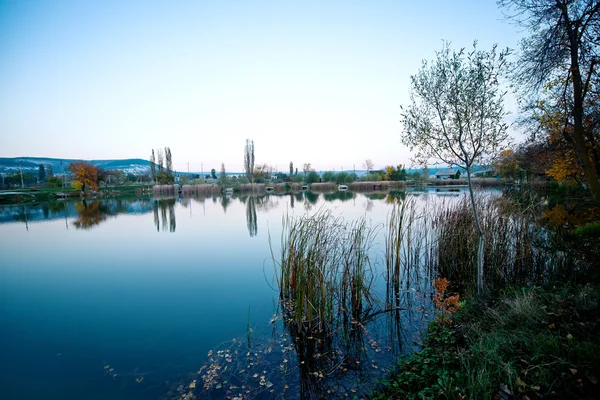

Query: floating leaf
[[189, 381, 196, 389], [135, 376, 144, 383]]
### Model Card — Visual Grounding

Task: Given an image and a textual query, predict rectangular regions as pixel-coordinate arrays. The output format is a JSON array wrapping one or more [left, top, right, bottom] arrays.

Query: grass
[[373, 284, 600, 400]]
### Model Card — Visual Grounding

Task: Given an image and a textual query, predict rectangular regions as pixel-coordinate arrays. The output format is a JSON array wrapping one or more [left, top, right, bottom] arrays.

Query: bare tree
[[363, 159, 374, 173], [401, 42, 510, 297], [499, 0, 600, 202], [150, 150, 157, 183], [244, 139, 255, 183], [303, 163, 312, 175]]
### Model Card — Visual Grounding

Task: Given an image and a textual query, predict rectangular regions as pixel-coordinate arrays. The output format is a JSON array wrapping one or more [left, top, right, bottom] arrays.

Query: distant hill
[[0, 157, 151, 175]]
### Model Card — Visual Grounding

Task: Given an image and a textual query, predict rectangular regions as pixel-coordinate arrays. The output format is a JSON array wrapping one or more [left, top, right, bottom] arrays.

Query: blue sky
[[0, 0, 523, 173]]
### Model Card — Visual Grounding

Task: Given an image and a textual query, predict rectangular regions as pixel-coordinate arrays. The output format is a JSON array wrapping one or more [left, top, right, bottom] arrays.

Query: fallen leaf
[[570, 368, 578, 375]]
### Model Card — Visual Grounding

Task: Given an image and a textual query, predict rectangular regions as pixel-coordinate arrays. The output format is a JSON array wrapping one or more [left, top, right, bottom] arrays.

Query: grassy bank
[[373, 284, 600, 399], [0, 185, 153, 204]]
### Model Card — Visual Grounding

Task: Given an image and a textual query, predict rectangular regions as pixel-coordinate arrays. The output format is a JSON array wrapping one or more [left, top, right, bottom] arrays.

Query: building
[[435, 169, 460, 179]]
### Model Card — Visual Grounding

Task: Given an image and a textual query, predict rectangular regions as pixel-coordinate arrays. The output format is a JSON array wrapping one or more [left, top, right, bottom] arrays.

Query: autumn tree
[[401, 42, 510, 297], [499, 0, 600, 202], [493, 149, 522, 180], [68, 161, 99, 193], [244, 139, 255, 183]]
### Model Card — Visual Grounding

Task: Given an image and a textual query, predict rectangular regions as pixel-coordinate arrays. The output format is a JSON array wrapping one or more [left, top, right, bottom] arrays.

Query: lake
[[0, 188, 471, 399]]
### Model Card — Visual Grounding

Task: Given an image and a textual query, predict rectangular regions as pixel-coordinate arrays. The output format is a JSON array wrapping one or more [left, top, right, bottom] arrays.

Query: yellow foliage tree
[[68, 161, 99, 193]]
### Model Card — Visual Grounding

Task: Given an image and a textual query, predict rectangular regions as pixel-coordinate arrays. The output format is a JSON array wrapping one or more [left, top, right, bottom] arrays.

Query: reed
[[181, 184, 222, 196], [152, 184, 178, 196], [273, 208, 379, 336], [288, 182, 302, 192], [431, 194, 577, 293], [240, 183, 265, 193], [309, 182, 336, 192], [348, 181, 390, 191]]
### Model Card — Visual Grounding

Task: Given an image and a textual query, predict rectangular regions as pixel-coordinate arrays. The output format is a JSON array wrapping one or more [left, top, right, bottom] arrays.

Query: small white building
[[435, 169, 460, 180]]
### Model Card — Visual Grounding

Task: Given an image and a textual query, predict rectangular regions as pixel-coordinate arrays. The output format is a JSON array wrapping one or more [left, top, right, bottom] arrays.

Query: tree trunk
[[564, 6, 600, 204], [466, 167, 485, 297]]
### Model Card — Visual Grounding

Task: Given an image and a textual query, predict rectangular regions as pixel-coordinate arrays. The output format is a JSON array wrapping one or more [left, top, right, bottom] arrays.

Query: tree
[[306, 171, 320, 184], [303, 163, 312, 176], [363, 159, 374, 173], [68, 161, 100, 193], [218, 163, 228, 187], [150, 150, 157, 183], [499, 0, 600, 202], [289, 162, 294, 180], [165, 147, 173, 179], [157, 149, 164, 175], [211, 168, 217, 179], [46, 176, 61, 188], [254, 163, 274, 182], [38, 164, 46, 182], [244, 139, 255, 183], [46, 164, 54, 177], [401, 42, 510, 297]]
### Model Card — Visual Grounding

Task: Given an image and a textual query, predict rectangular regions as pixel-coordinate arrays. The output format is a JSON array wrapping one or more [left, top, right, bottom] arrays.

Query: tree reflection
[[221, 195, 231, 214], [246, 196, 258, 237], [153, 198, 177, 232], [323, 191, 355, 202], [73, 200, 109, 229]]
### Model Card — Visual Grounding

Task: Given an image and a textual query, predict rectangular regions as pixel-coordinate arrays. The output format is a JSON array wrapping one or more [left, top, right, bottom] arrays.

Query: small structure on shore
[[435, 169, 460, 180]]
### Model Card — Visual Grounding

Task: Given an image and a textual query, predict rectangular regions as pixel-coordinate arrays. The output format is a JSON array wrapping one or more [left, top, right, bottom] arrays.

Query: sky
[[0, 0, 524, 173]]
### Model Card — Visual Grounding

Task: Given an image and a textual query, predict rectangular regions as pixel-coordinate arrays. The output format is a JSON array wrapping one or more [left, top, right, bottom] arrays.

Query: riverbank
[[0, 185, 153, 205], [373, 284, 600, 399]]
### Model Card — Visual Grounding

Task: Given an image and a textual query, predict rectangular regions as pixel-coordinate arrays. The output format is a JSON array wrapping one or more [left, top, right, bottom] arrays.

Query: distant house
[[435, 169, 460, 180]]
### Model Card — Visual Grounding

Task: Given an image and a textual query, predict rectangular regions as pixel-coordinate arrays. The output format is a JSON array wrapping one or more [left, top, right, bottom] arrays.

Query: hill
[[0, 157, 151, 175]]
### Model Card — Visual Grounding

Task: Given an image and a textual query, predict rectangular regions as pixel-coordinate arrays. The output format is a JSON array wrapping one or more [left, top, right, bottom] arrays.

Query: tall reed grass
[[152, 184, 179, 196], [240, 183, 265, 193], [432, 194, 576, 292], [180, 184, 221, 196], [309, 182, 336, 192]]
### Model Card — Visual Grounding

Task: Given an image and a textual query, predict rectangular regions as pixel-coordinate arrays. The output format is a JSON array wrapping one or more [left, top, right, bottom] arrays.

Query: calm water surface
[[0, 189, 469, 399]]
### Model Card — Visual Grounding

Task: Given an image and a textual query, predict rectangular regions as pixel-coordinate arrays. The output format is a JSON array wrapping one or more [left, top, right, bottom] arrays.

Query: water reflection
[[73, 200, 110, 229], [323, 190, 356, 202], [246, 196, 257, 237], [153, 198, 176, 232]]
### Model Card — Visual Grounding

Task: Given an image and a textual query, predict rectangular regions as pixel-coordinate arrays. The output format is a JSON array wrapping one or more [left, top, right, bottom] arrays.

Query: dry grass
[[240, 183, 265, 193], [349, 181, 405, 191], [309, 182, 336, 192], [181, 184, 221, 196]]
